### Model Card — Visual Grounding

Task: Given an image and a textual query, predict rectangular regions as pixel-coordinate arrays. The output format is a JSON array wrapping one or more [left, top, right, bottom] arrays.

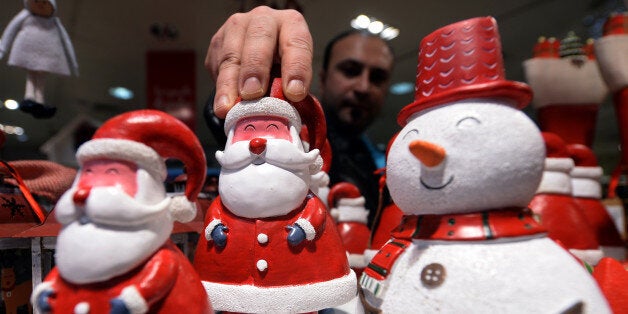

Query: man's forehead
[[332, 35, 393, 64], [236, 116, 290, 124]]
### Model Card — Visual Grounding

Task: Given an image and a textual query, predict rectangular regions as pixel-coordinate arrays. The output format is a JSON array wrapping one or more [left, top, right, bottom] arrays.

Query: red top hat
[[397, 16, 532, 126]]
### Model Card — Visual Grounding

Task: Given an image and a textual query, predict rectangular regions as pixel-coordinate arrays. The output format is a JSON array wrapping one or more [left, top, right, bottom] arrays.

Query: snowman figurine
[[0, 0, 79, 118], [359, 17, 611, 313]]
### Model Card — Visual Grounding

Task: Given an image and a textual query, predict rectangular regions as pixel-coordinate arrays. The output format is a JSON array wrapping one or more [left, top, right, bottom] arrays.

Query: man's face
[[320, 34, 394, 133]]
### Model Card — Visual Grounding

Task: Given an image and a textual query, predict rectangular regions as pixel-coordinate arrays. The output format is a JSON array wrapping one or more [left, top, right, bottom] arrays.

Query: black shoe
[[19, 99, 56, 119]]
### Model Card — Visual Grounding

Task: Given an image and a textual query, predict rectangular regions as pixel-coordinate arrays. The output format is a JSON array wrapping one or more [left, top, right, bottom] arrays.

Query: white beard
[[54, 186, 172, 284], [217, 138, 317, 218]]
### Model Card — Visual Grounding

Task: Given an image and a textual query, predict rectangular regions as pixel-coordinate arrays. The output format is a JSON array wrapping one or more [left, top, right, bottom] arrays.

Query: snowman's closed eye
[[402, 129, 419, 140], [456, 116, 481, 129]]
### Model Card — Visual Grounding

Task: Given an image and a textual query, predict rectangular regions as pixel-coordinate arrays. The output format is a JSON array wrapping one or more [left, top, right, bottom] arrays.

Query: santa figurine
[[360, 17, 611, 312], [0, 0, 79, 119], [193, 78, 357, 313], [528, 132, 604, 265], [327, 182, 371, 277], [568, 143, 626, 261], [523, 32, 607, 148], [31, 110, 212, 314]]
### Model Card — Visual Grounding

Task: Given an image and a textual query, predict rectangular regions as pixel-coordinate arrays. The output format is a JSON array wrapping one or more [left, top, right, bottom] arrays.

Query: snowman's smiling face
[[386, 99, 545, 215]]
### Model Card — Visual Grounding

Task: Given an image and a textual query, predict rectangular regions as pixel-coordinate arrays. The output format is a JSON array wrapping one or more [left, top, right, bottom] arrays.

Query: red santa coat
[[36, 241, 211, 314], [193, 193, 357, 313]]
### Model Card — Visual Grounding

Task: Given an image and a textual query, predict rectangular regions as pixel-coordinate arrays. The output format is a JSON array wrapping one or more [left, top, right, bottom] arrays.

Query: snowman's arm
[[115, 245, 179, 313], [294, 193, 326, 241], [0, 9, 29, 58]]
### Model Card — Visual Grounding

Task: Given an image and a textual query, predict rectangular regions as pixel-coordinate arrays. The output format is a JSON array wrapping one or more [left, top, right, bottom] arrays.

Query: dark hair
[[322, 29, 395, 71]]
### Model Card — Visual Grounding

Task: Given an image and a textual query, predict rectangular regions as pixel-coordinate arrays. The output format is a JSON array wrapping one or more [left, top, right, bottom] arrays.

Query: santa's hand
[[210, 223, 229, 248], [286, 224, 306, 246], [35, 289, 53, 313], [207, 5, 313, 118], [110, 298, 132, 314]]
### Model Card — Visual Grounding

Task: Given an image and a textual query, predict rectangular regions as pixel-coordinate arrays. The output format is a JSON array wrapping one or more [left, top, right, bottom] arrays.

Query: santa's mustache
[[216, 138, 320, 171], [56, 186, 171, 227]]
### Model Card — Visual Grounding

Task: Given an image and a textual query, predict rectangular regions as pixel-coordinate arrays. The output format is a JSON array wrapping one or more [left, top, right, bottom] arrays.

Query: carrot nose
[[73, 187, 90, 206], [408, 140, 446, 167], [249, 138, 267, 155]]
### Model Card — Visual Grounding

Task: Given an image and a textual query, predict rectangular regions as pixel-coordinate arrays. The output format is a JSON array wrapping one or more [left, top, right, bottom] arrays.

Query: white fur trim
[[571, 166, 603, 198], [201, 271, 357, 313], [536, 158, 573, 195], [523, 58, 608, 108], [544, 157, 575, 172], [569, 248, 604, 266], [295, 218, 316, 241], [594, 35, 628, 92], [348, 252, 368, 268], [119, 286, 149, 314], [335, 204, 369, 224], [338, 196, 366, 207], [77, 138, 166, 181], [169, 195, 196, 223], [363, 249, 379, 263], [31, 281, 54, 311], [205, 219, 223, 241], [224, 97, 301, 134], [329, 208, 339, 221]]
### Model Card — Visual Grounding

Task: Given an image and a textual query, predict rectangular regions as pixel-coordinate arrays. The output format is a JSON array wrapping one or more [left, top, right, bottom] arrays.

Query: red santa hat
[[328, 182, 368, 223], [224, 78, 327, 154], [76, 110, 207, 223], [397, 16, 532, 126]]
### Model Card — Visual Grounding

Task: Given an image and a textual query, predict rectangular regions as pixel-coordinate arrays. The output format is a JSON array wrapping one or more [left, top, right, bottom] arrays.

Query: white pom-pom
[[169, 195, 197, 223]]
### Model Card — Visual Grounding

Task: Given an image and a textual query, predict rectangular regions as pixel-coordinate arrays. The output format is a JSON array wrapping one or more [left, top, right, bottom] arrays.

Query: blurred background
[[0, 0, 625, 175]]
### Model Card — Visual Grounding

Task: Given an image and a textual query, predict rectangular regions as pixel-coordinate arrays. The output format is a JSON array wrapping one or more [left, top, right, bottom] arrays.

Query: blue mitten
[[286, 224, 306, 246], [211, 223, 228, 248], [109, 298, 131, 314]]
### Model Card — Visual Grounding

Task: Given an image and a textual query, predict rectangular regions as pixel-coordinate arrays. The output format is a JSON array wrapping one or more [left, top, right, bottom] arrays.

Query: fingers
[[278, 10, 313, 102], [239, 10, 280, 100], [206, 13, 246, 118], [207, 6, 313, 118]]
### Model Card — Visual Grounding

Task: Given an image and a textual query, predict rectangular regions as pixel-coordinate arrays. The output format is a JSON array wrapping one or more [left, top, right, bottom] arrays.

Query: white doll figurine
[[0, 0, 79, 119]]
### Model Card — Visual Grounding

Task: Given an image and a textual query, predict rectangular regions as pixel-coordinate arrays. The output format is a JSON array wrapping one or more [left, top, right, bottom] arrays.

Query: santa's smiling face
[[217, 115, 318, 218], [54, 158, 172, 284]]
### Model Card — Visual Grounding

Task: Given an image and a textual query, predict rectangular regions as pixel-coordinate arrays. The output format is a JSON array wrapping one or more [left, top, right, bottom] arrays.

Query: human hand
[[206, 6, 314, 118]]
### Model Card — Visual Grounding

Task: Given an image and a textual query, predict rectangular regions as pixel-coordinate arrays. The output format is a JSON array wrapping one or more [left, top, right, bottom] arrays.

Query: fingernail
[[286, 79, 306, 98], [241, 77, 263, 97], [214, 95, 230, 118]]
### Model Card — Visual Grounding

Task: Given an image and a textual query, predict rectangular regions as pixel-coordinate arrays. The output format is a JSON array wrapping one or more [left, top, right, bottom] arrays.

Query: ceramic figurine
[[301, 126, 332, 207], [593, 257, 628, 313], [31, 110, 212, 314], [568, 143, 626, 261], [529, 132, 604, 265], [193, 79, 357, 313], [328, 182, 371, 277], [0, 0, 78, 119], [523, 33, 607, 147], [595, 12, 628, 169], [368, 133, 404, 251], [359, 17, 611, 313]]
